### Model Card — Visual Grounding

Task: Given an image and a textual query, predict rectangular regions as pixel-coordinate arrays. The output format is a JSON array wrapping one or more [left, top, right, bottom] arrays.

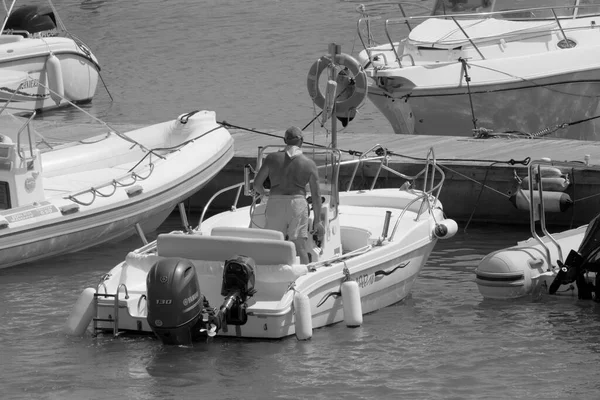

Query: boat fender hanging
[[341, 280, 363, 327], [433, 219, 458, 239], [64, 287, 96, 336], [521, 175, 570, 192], [509, 189, 573, 212], [45, 53, 64, 106], [293, 291, 312, 340], [306, 53, 368, 116], [536, 166, 563, 178]]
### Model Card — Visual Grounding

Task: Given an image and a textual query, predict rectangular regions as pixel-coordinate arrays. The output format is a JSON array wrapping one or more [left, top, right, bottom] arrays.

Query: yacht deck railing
[[357, 3, 600, 67]]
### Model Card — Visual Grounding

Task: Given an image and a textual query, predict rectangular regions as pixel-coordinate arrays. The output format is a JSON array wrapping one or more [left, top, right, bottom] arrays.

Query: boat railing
[[526, 159, 600, 269], [356, 2, 432, 47], [1, 29, 30, 37], [65, 160, 155, 206], [198, 181, 247, 230], [358, 4, 600, 67], [341, 144, 443, 197], [197, 146, 445, 235], [0, 111, 40, 163]]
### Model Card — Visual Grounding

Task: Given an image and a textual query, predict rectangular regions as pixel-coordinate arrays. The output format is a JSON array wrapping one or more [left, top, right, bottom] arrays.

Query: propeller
[[200, 324, 217, 337]]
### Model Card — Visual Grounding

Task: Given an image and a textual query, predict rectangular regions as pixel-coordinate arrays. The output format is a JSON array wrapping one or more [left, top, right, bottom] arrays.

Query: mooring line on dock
[[219, 121, 532, 168], [441, 162, 509, 233], [438, 164, 509, 199]]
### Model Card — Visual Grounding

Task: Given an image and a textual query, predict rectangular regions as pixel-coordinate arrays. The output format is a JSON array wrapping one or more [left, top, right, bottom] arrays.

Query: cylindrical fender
[[522, 176, 570, 192], [341, 280, 363, 327], [293, 291, 312, 340], [306, 53, 368, 115], [64, 287, 96, 336], [45, 53, 64, 105], [509, 189, 573, 213], [433, 219, 458, 239]]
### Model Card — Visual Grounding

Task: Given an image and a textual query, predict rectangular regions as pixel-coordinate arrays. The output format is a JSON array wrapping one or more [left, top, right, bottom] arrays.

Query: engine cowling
[[146, 257, 204, 345]]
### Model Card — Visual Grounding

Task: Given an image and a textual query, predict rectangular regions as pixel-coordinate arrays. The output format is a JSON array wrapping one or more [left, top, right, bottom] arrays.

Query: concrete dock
[[190, 128, 600, 228]]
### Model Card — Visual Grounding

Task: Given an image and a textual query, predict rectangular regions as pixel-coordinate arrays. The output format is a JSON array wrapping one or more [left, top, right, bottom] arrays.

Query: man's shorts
[[265, 195, 308, 240]]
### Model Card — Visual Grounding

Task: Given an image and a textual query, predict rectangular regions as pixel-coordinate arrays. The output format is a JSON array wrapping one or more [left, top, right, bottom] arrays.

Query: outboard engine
[[549, 213, 600, 299], [218, 256, 256, 329], [147, 258, 213, 345]]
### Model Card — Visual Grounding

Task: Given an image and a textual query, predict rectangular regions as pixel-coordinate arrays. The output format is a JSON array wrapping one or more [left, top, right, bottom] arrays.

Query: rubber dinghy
[[0, 110, 233, 269], [66, 144, 457, 343], [475, 159, 600, 300]]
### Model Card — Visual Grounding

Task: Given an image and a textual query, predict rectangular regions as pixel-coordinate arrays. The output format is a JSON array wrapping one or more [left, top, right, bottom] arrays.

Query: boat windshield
[[431, 0, 600, 18]]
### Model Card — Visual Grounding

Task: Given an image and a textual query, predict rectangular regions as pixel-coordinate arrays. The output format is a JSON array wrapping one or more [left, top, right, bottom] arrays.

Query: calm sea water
[[2, 0, 600, 399]]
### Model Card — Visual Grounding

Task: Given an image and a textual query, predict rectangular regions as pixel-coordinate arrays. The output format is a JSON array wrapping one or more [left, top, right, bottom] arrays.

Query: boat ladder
[[92, 283, 129, 337]]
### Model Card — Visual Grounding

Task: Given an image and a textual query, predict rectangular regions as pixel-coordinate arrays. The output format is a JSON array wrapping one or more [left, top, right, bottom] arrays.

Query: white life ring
[[306, 53, 368, 115]]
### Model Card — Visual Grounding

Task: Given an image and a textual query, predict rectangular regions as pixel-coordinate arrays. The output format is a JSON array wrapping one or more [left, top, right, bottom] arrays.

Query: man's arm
[[253, 157, 270, 196]]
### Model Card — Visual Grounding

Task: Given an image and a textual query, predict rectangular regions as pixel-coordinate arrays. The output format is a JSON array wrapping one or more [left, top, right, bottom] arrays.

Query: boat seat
[[210, 226, 284, 241], [157, 233, 296, 265]]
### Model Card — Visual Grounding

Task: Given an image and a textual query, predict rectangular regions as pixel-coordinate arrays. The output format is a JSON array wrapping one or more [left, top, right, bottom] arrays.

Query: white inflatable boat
[[0, 109, 233, 269], [476, 160, 600, 300]]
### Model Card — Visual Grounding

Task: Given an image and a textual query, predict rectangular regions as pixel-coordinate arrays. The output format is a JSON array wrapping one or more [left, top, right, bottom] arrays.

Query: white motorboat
[[66, 144, 457, 343], [0, 109, 233, 269], [475, 159, 600, 300], [355, 0, 600, 140], [65, 45, 457, 344], [1, 0, 101, 115]]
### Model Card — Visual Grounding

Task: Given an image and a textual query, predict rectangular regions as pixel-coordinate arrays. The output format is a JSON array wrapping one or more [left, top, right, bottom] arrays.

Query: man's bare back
[[264, 152, 317, 196]]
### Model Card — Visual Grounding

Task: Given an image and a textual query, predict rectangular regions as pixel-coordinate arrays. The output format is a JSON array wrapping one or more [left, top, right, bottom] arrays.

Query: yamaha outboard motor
[[550, 213, 600, 299], [147, 258, 207, 345], [218, 256, 256, 329]]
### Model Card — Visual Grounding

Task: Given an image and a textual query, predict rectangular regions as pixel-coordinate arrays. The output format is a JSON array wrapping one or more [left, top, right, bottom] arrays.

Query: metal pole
[[328, 43, 341, 149]]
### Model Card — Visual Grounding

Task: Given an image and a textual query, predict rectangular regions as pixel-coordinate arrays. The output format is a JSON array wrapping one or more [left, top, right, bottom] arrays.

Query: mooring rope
[[463, 62, 600, 139], [458, 58, 478, 131]]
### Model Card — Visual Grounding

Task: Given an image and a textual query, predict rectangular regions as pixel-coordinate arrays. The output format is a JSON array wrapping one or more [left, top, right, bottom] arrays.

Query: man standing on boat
[[253, 126, 325, 264]]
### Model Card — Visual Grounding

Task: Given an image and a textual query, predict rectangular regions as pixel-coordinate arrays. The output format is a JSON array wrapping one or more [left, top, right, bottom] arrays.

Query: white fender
[[293, 291, 312, 340], [45, 53, 64, 105], [341, 280, 362, 327], [522, 176, 569, 192], [510, 189, 573, 213], [64, 287, 96, 336], [434, 219, 458, 239]]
